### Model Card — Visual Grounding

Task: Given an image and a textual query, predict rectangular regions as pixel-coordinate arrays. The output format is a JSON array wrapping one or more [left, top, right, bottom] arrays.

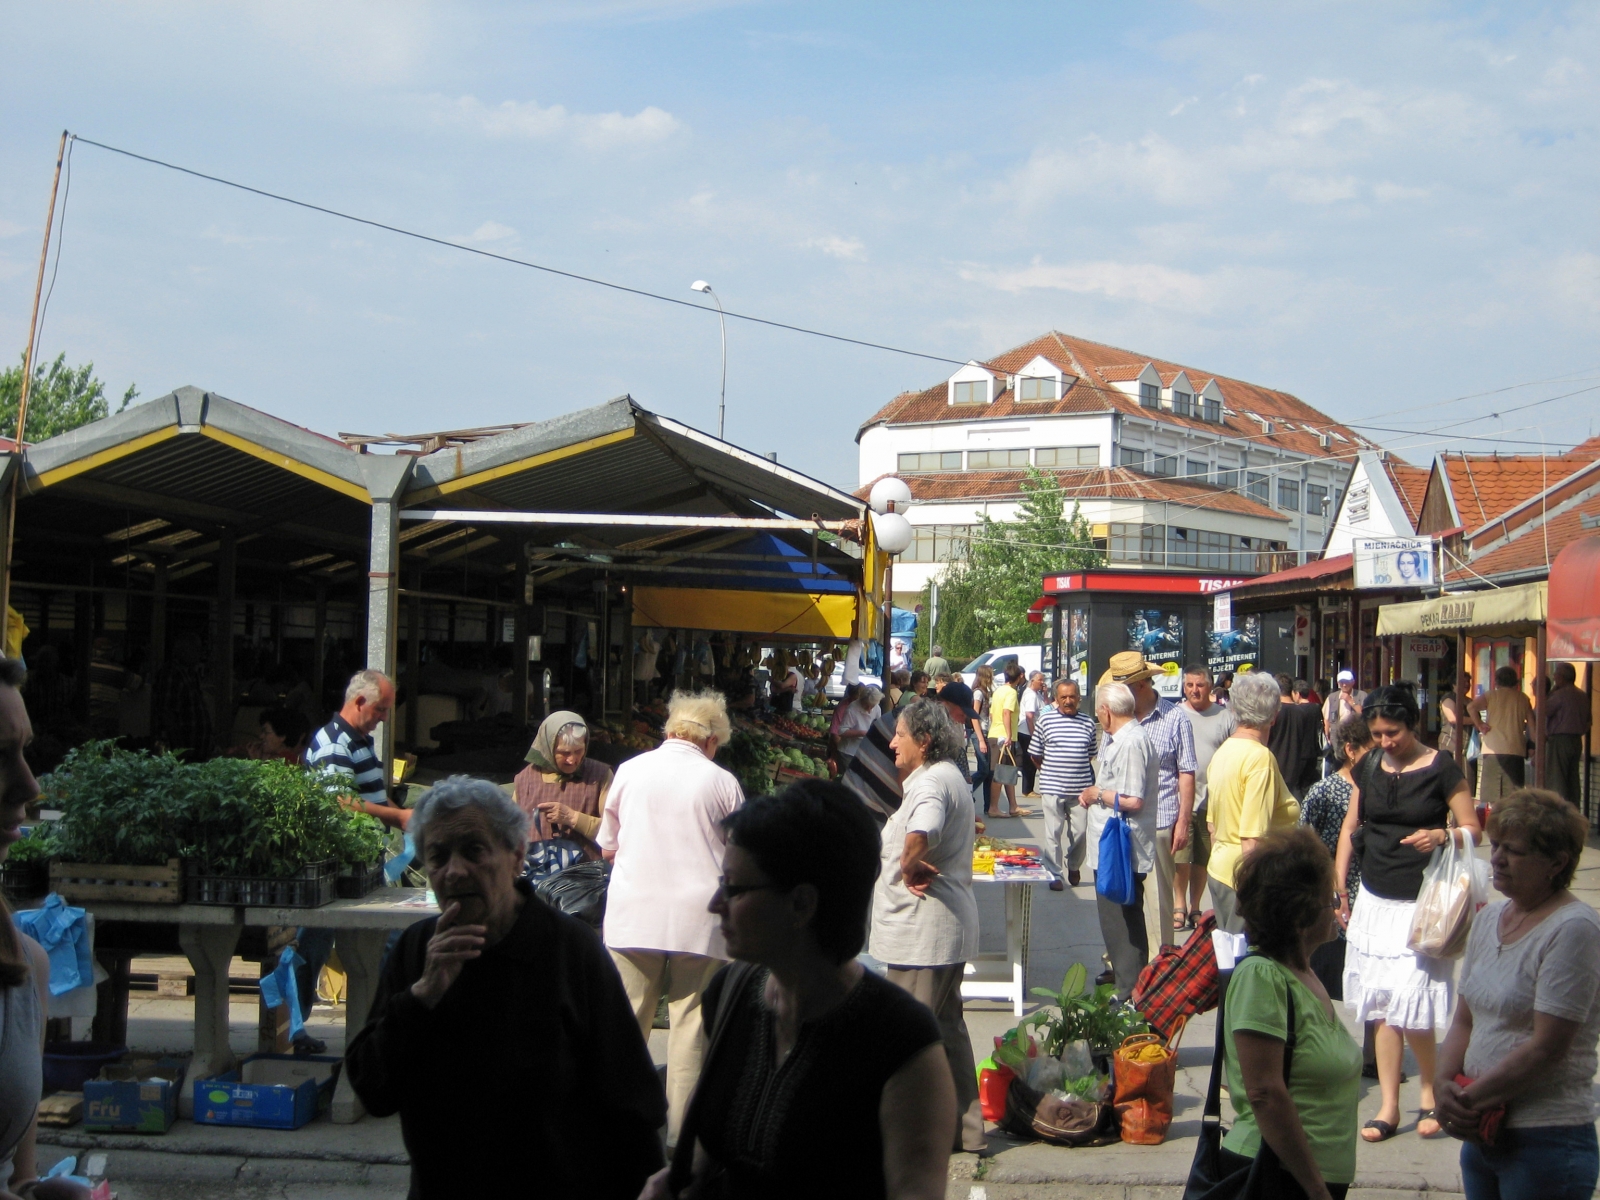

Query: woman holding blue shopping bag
[[1078, 680, 1159, 1000]]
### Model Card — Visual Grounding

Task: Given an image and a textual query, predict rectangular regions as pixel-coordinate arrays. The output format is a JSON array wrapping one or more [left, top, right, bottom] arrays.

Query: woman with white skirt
[[1336, 684, 1478, 1144]]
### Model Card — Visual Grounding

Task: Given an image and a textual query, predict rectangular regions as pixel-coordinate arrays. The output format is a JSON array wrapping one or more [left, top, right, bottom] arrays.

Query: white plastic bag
[[1407, 830, 1487, 958]]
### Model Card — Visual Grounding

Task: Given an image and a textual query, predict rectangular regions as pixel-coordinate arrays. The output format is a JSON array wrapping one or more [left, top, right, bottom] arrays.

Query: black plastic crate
[[335, 859, 386, 899], [184, 858, 338, 908], [1, 858, 50, 902]]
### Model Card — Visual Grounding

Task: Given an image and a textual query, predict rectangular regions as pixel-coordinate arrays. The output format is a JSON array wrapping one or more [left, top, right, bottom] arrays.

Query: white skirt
[[1343, 883, 1453, 1034]]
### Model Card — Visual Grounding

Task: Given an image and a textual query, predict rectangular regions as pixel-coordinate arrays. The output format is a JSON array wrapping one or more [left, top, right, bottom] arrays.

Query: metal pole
[[1, 130, 69, 637], [883, 557, 894, 684], [712, 290, 726, 441]]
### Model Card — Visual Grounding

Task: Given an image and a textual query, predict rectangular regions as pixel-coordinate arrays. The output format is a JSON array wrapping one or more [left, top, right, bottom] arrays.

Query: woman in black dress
[[1335, 685, 1478, 1144], [645, 780, 955, 1200]]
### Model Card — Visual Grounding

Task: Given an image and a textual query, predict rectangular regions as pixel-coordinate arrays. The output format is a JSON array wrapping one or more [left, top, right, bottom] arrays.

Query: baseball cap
[[1336, 669, 1355, 684], [937, 680, 980, 723]]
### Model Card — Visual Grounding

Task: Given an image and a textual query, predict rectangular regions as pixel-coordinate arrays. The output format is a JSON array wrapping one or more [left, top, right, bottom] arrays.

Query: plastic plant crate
[[184, 858, 338, 908], [193, 1054, 340, 1130], [1, 858, 50, 902], [335, 858, 386, 899], [51, 859, 182, 904]]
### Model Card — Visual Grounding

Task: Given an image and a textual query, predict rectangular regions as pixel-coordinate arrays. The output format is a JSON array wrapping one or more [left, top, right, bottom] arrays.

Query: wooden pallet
[[50, 859, 183, 904]]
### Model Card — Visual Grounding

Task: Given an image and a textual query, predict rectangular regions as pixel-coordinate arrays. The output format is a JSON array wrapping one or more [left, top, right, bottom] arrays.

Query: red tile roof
[[1230, 553, 1353, 592], [1382, 460, 1430, 530], [860, 330, 1367, 463], [854, 466, 1286, 521], [1450, 500, 1600, 581], [1439, 453, 1594, 531]]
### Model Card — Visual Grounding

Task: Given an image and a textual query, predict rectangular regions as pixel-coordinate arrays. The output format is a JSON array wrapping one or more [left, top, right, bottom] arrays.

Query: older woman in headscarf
[[513, 710, 613, 861]]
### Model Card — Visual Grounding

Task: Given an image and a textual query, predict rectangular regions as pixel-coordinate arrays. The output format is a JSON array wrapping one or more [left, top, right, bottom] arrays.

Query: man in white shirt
[[1078, 682, 1159, 1000], [600, 691, 745, 1147], [1017, 671, 1046, 796]]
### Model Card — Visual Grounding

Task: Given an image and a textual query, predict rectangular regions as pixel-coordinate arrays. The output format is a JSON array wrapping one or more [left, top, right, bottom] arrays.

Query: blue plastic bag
[[1095, 797, 1137, 907], [383, 831, 416, 883], [257, 945, 307, 1042], [13, 893, 94, 996]]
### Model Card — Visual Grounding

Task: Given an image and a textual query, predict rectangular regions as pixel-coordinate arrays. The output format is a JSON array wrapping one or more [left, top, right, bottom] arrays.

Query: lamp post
[[690, 280, 726, 440], [868, 477, 914, 683]]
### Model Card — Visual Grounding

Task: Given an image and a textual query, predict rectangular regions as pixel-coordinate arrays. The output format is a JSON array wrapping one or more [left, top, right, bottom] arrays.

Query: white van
[[958, 645, 1043, 688]]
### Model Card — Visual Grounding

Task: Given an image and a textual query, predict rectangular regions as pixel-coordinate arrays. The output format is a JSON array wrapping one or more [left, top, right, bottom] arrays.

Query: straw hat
[[1097, 650, 1158, 687]]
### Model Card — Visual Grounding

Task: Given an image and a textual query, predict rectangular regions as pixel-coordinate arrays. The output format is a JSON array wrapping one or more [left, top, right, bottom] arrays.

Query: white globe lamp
[[868, 476, 913, 515], [871, 510, 914, 556]]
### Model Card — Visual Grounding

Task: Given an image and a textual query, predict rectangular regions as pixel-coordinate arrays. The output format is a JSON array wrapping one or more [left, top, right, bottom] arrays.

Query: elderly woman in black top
[[1335, 685, 1479, 1143], [347, 775, 664, 1199], [645, 779, 955, 1200]]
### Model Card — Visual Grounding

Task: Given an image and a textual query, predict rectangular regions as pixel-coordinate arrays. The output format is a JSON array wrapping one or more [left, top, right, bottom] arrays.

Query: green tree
[[0, 352, 137, 442], [915, 468, 1103, 663]]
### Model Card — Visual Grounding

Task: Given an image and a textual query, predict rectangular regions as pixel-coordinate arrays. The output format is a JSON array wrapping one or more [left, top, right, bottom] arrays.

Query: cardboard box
[[83, 1056, 187, 1133], [194, 1054, 341, 1130]]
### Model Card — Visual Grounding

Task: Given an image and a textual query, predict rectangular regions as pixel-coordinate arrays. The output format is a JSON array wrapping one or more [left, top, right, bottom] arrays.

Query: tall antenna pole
[[1, 130, 70, 642]]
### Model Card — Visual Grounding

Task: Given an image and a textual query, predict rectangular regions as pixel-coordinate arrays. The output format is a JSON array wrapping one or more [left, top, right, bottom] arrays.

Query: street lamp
[[690, 280, 727, 440], [869, 477, 915, 683]]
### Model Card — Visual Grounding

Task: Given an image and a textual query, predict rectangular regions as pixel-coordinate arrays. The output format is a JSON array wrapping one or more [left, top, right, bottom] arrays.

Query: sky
[[2, 1, 1597, 491]]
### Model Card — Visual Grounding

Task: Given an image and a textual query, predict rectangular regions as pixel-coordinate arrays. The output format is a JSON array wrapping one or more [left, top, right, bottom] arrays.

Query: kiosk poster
[[1126, 609, 1184, 697], [1068, 607, 1089, 691], [1207, 613, 1261, 676]]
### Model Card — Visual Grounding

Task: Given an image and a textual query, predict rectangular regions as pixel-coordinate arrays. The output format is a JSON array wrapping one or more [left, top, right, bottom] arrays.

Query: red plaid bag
[[1131, 910, 1219, 1044]]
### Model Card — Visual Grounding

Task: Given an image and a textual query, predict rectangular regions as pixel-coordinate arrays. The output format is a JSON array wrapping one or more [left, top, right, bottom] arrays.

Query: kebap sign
[[1354, 538, 1434, 590]]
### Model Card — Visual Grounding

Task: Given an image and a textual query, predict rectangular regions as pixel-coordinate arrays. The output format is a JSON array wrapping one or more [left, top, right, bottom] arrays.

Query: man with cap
[[936, 679, 987, 787], [1097, 652, 1196, 951], [1323, 669, 1365, 746]]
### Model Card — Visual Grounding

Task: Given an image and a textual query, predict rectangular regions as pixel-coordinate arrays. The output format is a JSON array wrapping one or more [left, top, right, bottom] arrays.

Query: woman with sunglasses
[[644, 779, 956, 1200], [1335, 684, 1479, 1143]]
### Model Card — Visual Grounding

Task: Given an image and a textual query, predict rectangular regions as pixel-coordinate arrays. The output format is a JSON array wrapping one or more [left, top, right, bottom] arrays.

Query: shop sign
[[1207, 613, 1260, 677], [1377, 582, 1548, 636], [1293, 605, 1311, 657], [1044, 572, 1249, 595], [1404, 636, 1447, 658], [1353, 537, 1434, 589], [1213, 591, 1231, 633]]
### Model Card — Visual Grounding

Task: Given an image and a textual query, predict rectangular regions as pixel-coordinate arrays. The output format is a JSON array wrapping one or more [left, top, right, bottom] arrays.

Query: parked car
[[959, 644, 1043, 688], [824, 662, 882, 701]]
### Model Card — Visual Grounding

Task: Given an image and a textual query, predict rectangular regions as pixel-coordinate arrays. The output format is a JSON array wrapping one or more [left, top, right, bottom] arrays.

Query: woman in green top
[[1226, 827, 1363, 1199]]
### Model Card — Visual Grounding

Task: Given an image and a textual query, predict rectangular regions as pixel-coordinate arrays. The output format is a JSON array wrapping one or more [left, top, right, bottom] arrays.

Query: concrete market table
[[963, 871, 1050, 1016], [43, 889, 437, 1123]]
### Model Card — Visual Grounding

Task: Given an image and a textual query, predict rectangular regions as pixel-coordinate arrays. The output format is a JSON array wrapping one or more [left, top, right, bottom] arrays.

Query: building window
[[951, 379, 987, 404], [1172, 391, 1193, 417], [1036, 445, 1099, 468], [904, 524, 974, 564], [1247, 472, 1270, 503], [897, 451, 961, 473], [1017, 376, 1058, 401], [1217, 468, 1240, 491], [1202, 397, 1222, 423], [1109, 522, 1164, 564], [1305, 483, 1328, 516], [966, 448, 1030, 470], [1118, 447, 1148, 470], [1185, 459, 1209, 479], [1278, 479, 1300, 511], [1152, 454, 1178, 478], [1139, 382, 1161, 408]]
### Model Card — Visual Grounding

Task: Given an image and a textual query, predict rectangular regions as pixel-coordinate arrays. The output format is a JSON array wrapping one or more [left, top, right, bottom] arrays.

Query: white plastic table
[[54, 889, 437, 1122], [963, 873, 1050, 1016]]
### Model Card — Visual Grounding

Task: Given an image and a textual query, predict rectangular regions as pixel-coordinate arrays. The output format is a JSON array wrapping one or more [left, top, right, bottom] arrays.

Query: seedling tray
[[51, 859, 182, 904], [1, 858, 50, 901], [334, 858, 386, 899], [184, 858, 337, 908]]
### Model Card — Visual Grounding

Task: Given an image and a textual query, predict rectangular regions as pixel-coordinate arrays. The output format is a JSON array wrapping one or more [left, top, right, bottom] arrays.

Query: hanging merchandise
[[13, 893, 94, 995], [257, 944, 307, 1043]]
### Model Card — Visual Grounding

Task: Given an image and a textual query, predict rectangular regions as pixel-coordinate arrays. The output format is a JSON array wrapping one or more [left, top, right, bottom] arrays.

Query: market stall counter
[[20, 888, 437, 1123], [967, 836, 1055, 1016]]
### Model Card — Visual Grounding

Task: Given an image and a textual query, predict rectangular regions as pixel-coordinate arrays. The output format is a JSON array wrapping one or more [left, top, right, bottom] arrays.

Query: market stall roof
[[1549, 533, 1600, 660], [1224, 553, 1353, 601], [1376, 581, 1547, 637]]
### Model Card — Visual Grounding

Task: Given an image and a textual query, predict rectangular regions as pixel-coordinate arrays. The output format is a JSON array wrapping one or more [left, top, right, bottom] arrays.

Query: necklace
[[1498, 895, 1560, 949]]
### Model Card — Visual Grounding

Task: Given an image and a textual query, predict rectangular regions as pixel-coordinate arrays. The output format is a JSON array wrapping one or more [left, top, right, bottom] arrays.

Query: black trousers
[[1017, 732, 1036, 793]]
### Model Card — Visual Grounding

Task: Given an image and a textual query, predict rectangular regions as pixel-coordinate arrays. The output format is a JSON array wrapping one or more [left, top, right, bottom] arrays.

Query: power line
[[70, 134, 968, 369]]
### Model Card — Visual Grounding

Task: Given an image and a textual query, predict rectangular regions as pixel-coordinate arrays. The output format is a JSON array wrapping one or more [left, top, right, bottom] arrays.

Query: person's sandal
[[1187, 908, 1202, 929], [1417, 1109, 1445, 1139], [1173, 908, 1189, 931], [1361, 1118, 1398, 1143]]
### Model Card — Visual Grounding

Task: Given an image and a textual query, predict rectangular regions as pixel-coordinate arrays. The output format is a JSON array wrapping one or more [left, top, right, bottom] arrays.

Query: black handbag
[[1183, 960, 1305, 1200]]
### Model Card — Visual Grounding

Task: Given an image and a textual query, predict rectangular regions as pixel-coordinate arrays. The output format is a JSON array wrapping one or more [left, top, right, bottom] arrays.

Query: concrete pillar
[[405, 574, 421, 751], [367, 496, 399, 767]]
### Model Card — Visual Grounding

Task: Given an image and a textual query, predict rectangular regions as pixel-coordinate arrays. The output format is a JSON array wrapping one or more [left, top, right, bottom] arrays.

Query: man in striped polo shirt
[[1030, 679, 1097, 891], [297, 668, 402, 1043]]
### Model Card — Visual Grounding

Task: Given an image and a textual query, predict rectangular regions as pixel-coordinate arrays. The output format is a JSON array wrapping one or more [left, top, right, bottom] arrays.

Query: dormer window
[[1172, 391, 1193, 417], [1139, 382, 1161, 408], [1202, 396, 1222, 423], [951, 380, 986, 404], [1017, 376, 1057, 401], [1013, 356, 1065, 403], [946, 361, 997, 405]]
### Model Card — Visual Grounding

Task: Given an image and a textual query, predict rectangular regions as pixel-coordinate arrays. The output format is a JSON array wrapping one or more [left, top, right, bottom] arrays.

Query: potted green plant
[[1025, 961, 1149, 1072], [1, 825, 53, 900]]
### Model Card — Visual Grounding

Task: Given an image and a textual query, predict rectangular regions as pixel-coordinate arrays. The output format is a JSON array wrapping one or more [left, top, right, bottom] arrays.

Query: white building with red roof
[[856, 330, 1366, 600]]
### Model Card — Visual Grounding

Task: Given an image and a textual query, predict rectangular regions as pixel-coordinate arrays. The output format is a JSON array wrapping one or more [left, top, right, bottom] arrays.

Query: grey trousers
[[1093, 871, 1148, 1001], [1040, 793, 1087, 878], [1211, 878, 1245, 935], [885, 963, 986, 1152]]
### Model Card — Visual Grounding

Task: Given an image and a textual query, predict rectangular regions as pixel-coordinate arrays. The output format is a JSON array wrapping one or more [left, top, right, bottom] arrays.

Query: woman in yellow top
[[986, 663, 1030, 819], [1207, 672, 1300, 935]]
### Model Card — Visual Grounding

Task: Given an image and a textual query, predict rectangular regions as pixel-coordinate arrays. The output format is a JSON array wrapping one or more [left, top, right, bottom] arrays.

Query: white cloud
[[1270, 172, 1360, 204], [1547, 252, 1600, 316], [435, 95, 682, 147], [963, 259, 1216, 310], [1169, 96, 1200, 117], [804, 235, 865, 260], [0, 219, 25, 239], [245, 0, 434, 87], [1373, 182, 1431, 202], [200, 226, 282, 247], [1008, 134, 1205, 208], [461, 221, 518, 245]]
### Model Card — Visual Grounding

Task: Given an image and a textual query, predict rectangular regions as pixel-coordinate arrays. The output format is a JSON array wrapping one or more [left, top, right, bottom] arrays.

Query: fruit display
[[973, 834, 1043, 873]]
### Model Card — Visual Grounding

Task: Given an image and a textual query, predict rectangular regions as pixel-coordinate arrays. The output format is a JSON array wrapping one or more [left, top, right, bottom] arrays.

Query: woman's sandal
[[1188, 908, 1203, 929], [1416, 1109, 1446, 1139], [1361, 1118, 1398, 1143], [1173, 908, 1189, 931]]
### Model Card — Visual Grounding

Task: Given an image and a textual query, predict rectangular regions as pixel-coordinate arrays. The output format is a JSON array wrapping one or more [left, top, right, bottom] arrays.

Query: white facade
[[1324, 451, 1418, 557]]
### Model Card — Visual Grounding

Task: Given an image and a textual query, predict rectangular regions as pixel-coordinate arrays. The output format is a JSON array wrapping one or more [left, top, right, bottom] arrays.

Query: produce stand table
[[963, 871, 1051, 1017], [21, 889, 437, 1123]]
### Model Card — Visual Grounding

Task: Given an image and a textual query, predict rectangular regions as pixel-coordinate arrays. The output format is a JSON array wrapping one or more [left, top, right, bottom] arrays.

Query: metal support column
[[212, 533, 236, 740]]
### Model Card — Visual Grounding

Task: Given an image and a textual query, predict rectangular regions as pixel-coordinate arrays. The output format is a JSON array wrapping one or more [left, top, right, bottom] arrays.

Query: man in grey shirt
[[1176, 664, 1236, 929], [1077, 681, 1159, 1000]]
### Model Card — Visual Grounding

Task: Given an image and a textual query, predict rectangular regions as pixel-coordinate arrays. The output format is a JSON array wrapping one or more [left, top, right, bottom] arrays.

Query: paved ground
[[40, 820, 1600, 1196]]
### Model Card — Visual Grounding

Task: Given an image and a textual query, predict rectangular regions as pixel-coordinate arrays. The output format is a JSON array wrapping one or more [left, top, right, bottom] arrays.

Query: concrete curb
[[38, 1129, 409, 1165]]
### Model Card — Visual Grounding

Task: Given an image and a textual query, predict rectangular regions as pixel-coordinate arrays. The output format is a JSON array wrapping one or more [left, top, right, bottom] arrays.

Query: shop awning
[[1376, 581, 1547, 636], [629, 585, 858, 639], [1026, 595, 1058, 624], [1549, 533, 1600, 660]]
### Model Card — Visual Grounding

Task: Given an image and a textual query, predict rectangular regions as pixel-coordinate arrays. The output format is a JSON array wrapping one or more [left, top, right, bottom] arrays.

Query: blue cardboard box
[[194, 1054, 340, 1130], [83, 1056, 186, 1133]]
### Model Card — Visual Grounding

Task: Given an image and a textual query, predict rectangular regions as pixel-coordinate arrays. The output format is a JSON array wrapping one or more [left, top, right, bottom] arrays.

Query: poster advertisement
[[1068, 607, 1089, 691], [1207, 612, 1260, 676], [1127, 608, 1184, 697], [1354, 537, 1434, 589]]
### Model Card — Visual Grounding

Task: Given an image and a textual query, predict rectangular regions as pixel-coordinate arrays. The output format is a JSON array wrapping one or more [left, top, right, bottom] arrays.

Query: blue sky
[[2, 1, 1596, 489]]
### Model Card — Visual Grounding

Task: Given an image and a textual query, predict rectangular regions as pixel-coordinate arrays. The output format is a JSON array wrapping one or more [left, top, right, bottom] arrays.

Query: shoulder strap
[[1203, 958, 1299, 1122]]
